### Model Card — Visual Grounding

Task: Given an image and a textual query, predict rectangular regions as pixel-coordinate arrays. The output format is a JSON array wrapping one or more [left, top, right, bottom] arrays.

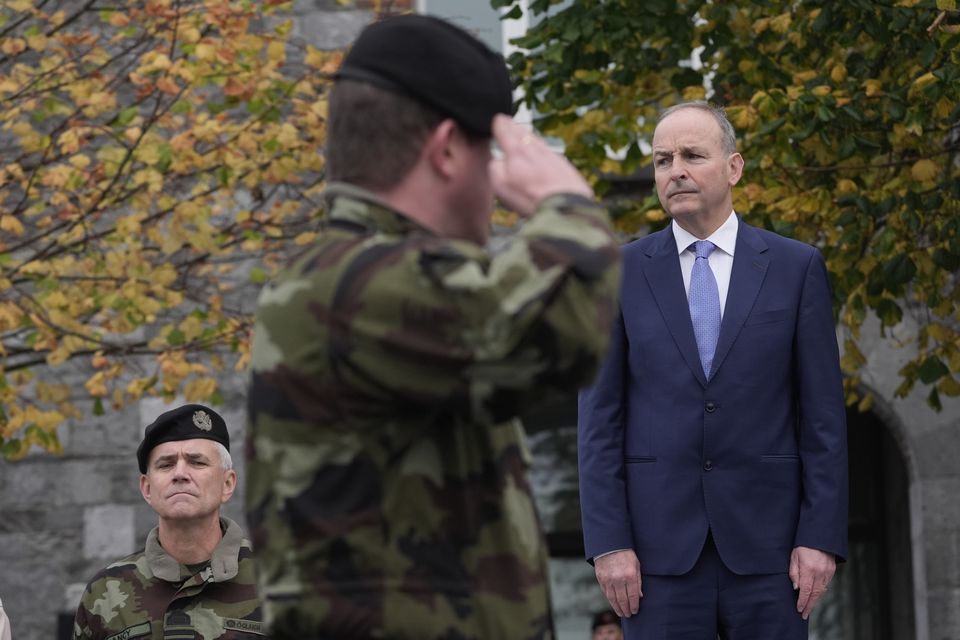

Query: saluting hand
[[488, 114, 593, 217]]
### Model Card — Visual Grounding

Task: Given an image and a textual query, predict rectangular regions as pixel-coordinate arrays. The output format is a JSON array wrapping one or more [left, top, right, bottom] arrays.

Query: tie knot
[[692, 240, 716, 260]]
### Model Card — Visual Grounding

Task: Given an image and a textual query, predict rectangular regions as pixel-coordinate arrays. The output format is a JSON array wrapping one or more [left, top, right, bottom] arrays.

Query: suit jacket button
[[705, 401, 717, 413], [703, 459, 713, 471]]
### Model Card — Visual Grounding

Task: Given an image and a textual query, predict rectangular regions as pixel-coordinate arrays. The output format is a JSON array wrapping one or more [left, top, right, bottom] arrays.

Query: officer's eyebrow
[[151, 451, 212, 467]]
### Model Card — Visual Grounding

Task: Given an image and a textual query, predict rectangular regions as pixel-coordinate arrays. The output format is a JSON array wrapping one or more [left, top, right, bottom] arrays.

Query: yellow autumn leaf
[[26, 34, 48, 51], [836, 179, 858, 194], [830, 64, 847, 83], [811, 85, 832, 97], [939, 376, 960, 397], [1, 38, 26, 56], [180, 26, 201, 44], [184, 377, 218, 402], [909, 72, 937, 98], [195, 43, 216, 61], [294, 231, 318, 245], [267, 41, 286, 63], [179, 315, 204, 341], [0, 215, 25, 235], [84, 371, 108, 397], [927, 323, 954, 342], [752, 17, 771, 34], [770, 13, 792, 34], [910, 158, 939, 182]]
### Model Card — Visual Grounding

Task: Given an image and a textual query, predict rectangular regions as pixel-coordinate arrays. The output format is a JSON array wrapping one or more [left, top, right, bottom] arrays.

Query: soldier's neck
[[157, 514, 223, 565]]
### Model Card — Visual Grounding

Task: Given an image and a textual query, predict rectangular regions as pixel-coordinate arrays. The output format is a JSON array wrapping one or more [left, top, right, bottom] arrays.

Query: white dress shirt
[[672, 211, 738, 319]]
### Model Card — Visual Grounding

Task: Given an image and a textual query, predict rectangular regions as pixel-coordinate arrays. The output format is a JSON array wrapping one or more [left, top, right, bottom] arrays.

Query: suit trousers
[[622, 533, 808, 640]]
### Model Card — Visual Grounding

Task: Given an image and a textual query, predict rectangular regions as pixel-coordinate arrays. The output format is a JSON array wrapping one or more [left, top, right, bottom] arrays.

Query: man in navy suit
[[577, 102, 848, 638]]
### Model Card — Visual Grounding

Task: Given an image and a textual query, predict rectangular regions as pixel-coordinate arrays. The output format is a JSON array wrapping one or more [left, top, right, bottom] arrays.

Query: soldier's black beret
[[136, 404, 229, 473], [335, 14, 514, 137]]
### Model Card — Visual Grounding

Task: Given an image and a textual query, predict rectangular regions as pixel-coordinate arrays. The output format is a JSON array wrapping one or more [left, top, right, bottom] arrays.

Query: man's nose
[[670, 161, 688, 181], [172, 459, 190, 479]]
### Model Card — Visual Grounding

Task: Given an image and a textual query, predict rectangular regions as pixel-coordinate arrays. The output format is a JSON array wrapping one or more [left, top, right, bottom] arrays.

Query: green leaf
[[115, 106, 139, 127], [92, 398, 105, 416], [755, 117, 785, 136], [250, 267, 267, 284], [927, 387, 942, 411], [937, 0, 957, 10], [918, 356, 949, 384], [882, 254, 916, 287], [167, 329, 185, 346], [876, 299, 903, 327]]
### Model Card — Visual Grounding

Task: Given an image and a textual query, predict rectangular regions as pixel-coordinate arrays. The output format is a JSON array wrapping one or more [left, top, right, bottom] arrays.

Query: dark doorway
[[809, 406, 916, 639]]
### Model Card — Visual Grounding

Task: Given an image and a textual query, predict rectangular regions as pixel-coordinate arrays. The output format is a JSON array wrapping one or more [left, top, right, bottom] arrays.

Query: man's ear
[[220, 469, 237, 504], [728, 152, 744, 186], [424, 118, 460, 180], [140, 474, 152, 507]]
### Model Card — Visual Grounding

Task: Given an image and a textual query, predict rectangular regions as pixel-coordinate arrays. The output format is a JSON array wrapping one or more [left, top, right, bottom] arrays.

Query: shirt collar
[[324, 182, 433, 237], [672, 211, 738, 257], [146, 517, 245, 583]]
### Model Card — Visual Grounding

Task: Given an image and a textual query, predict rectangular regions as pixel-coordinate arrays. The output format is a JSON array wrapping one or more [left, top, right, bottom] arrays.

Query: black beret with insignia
[[335, 14, 514, 137], [136, 404, 229, 473]]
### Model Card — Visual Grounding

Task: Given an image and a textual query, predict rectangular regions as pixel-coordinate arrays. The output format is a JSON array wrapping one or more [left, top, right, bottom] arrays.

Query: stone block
[[921, 477, 960, 532], [292, 9, 372, 49], [927, 587, 960, 640], [914, 421, 960, 478], [83, 504, 135, 560], [924, 528, 960, 589]]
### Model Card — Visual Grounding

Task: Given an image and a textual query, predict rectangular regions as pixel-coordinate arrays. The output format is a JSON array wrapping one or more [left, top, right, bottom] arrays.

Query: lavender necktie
[[689, 240, 720, 378]]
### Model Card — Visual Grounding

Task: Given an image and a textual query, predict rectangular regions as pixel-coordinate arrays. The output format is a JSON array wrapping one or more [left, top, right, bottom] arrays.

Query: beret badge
[[193, 410, 213, 432]]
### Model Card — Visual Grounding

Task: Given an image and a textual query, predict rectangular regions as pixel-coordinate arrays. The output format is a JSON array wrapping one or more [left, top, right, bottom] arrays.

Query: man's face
[[592, 623, 623, 640], [652, 108, 743, 226], [140, 439, 236, 523]]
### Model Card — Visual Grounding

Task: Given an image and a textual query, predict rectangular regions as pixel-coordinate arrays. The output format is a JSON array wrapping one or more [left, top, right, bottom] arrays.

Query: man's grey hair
[[213, 441, 233, 471], [657, 101, 738, 155]]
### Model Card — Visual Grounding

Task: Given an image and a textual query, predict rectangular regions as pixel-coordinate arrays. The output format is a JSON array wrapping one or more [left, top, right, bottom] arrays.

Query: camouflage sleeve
[[264, 192, 621, 424], [73, 595, 92, 639]]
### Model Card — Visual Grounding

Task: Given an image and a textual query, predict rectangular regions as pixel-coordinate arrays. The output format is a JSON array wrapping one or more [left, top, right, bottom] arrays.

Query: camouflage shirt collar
[[145, 517, 246, 584], [324, 182, 433, 237]]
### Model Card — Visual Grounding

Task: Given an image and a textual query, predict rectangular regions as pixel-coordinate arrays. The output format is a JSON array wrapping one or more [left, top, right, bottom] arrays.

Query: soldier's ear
[[140, 474, 153, 506], [423, 118, 459, 180], [220, 469, 237, 504]]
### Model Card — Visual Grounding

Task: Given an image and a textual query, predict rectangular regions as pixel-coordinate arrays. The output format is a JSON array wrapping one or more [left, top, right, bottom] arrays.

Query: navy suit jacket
[[578, 219, 848, 575]]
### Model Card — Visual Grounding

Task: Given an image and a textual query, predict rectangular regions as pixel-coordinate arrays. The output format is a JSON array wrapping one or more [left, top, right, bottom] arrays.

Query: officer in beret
[[246, 13, 622, 640], [73, 405, 264, 639]]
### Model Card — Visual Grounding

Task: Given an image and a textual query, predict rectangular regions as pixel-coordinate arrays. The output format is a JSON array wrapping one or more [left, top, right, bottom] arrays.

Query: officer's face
[[140, 439, 236, 523]]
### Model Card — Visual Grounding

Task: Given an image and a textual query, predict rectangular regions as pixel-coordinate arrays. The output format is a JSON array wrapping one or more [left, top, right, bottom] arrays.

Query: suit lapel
[[711, 220, 769, 378], [642, 228, 708, 388]]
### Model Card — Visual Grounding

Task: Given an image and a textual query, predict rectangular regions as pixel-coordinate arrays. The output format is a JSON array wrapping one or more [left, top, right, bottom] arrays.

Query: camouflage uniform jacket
[[73, 517, 264, 639], [246, 183, 622, 639]]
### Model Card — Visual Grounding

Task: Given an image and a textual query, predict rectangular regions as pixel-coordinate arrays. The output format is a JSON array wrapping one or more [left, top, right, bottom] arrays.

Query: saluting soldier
[[74, 405, 264, 639], [244, 13, 624, 640]]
